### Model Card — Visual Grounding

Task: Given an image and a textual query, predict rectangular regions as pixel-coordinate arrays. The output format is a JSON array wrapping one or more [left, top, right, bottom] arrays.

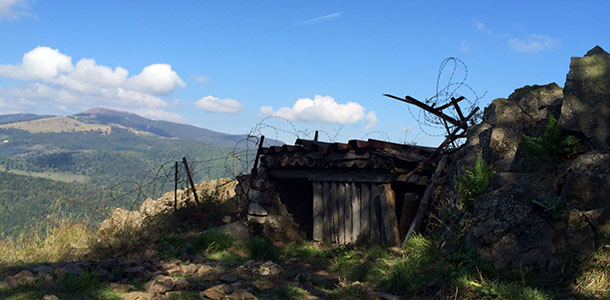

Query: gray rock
[[248, 202, 268, 216], [123, 266, 151, 279], [561, 153, 610, 210], [122, 291, 152, 300], [201, 284, 232, 300], [206, 221, 250, 241], [559, 46, 610, 151], [32, 265, 55, 275], [219, 273, 238, 283], [466, 179, 555, 269], [43, 296, 60, 300], [257, 261, 282, 276]]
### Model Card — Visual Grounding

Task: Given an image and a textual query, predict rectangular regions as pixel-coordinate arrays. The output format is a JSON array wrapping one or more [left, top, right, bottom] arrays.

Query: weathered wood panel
[[370, 183, 381, 243], [330, 182, 338, 244], [323, 181, 331, 244], [379, 184, 400, 246], [344, 183, 353, 244], [360, 183, 371, 241], [360, 183, 371, 239], [337, 182, 346, 245], [398, 192, 418, 240], [312, 182, 323, 242], [352, 182, 361, 243]]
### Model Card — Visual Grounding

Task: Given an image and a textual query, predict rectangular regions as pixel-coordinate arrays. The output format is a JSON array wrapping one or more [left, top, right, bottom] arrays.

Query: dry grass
[[0, 217, 93, 270], [0, 116, 112, 134]]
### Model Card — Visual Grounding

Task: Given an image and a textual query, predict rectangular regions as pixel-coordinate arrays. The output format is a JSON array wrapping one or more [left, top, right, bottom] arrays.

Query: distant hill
[[0, 108, 272, 236], [0, 113, 52, 125], [73, 108, 252, 148]]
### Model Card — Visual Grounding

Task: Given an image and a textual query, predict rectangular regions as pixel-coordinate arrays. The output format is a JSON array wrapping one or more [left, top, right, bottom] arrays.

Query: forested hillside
[[0, 110, 259, 237]]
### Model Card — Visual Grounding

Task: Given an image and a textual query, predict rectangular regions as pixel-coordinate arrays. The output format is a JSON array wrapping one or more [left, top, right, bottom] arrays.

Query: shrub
[[191, 230, 235, 254], [274, 284, 306, 300], [458, 156, 494, 212], [520, 114, 582, 166], [245, 236, 279, 262]]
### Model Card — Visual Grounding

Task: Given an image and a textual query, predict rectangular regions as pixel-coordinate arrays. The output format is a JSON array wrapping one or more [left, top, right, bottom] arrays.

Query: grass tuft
[[245, 236, 280, 263]]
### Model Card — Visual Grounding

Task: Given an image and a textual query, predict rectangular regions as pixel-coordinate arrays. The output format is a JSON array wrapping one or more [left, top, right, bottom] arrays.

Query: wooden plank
[[269, 169, 397, 183], [360, 183, 371, 242], [352, 182, 361, 243], [330, 182, 338, 244], [344, 183, 352, 244], [323, 181, 331, 244], [398, 193, 419, 240], [379, 184, 400, 246], [370, 183, 381, 243], [403, 155, 448, 246], [312, 181, 323, 242], [337, 182, 346, 245]]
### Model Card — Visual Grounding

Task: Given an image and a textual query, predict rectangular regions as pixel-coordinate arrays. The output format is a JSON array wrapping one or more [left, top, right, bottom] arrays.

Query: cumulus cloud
[[259, 95, 376, 128], [508, 34, 560, 53], [195, 96, 244, 114], [0, 46, 187, 121], [0, 0, 31, 20]]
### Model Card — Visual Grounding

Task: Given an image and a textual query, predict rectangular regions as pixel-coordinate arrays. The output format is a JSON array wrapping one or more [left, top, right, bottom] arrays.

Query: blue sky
[[0, 1, 608, 146]]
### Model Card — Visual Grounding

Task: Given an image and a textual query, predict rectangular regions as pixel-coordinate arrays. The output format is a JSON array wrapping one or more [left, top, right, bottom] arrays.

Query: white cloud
[[459, 40, 471, 53], [508, 34, 560, 53], [195, 96, 244, 114], [127, 64, 185, 95], [474, 21, 493, 35], [191, 75, 210, 84], [0, 0, 31, 20], [365, 111, 377, 129], [297, 12, 342, 26], [259, 95, 376, 128], [0, 46, 187, 122]]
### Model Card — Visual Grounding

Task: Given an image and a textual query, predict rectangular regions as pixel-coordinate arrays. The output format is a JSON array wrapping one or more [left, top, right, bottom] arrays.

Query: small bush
[[283, 241, 331, 267], [56, 270, 100, 294], [191, 230, 235, 254], [458, 156, 494, 212], [245, 236, 279, 262], [328, 283, 369, 299], [381, 235, 449, 295], [274, 284, 306, 300], [520, 114, 582, 166]]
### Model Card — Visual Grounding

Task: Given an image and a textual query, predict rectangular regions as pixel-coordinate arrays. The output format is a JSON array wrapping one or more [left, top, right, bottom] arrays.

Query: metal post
[[182, 157, 200, 205], [174, 161, 178, 210]]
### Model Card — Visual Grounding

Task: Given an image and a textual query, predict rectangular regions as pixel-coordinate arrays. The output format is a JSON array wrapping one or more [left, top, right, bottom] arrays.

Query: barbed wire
[[405, 57, 486, 140]]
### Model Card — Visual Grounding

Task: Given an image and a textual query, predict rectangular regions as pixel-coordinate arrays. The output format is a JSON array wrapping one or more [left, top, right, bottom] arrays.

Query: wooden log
[[312, 182, 323, 242], [360, 183, 371, 242], [344, 183, 352, 244], [337, 182, 346, 245], [403, 155, 448, 246], [330, 182, 338, 244], [379, 184, 400, 246], [352, 182, 361, 243], [398, 193, 419, 240], [323, 181, 331, 244], [370, 184, 381, 243]]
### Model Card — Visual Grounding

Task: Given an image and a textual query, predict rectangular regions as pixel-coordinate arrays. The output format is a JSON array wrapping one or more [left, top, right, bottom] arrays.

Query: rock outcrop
[[98, 178, 238, 235], [431, 46, 610, 270], [559, 46, 610, 152]]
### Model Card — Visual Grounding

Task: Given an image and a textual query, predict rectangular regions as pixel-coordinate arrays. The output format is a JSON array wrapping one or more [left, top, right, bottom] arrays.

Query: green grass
[[274, 284, 307, 300], [328, 283, 369, 299], [0, 165, 88, 183], [245, 236, 280, 263]]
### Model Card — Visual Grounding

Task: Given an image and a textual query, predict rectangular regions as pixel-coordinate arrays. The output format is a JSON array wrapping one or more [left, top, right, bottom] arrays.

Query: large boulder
[[458, 83, 562, 172], [559, 46, 610, 152], [561, 152, 610, 210], [465, 175, 555, 269]]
